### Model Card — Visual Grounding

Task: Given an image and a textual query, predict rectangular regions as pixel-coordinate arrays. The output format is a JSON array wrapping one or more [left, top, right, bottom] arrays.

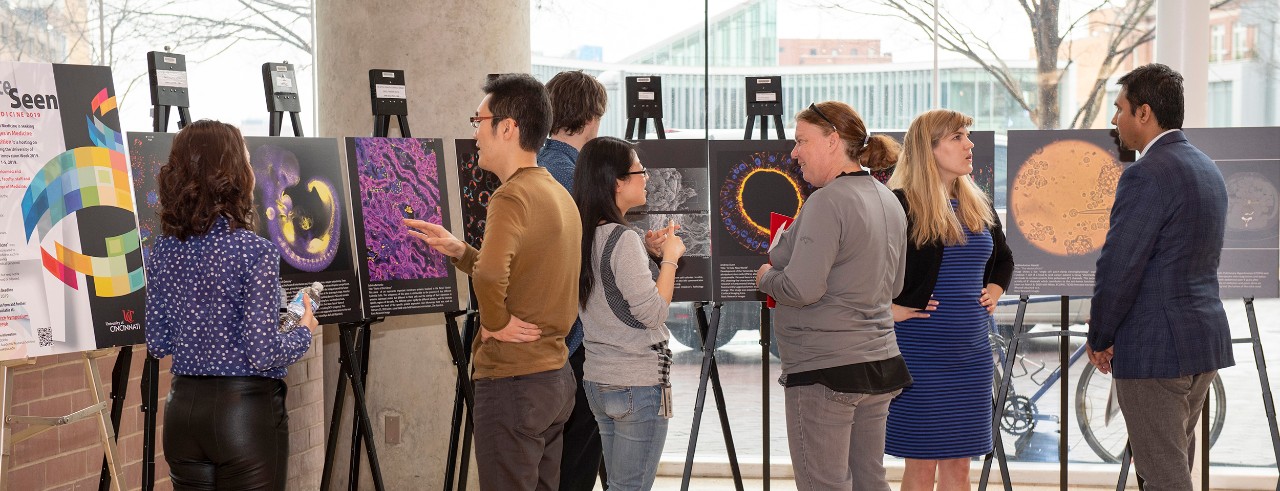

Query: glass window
[[0, 0, 316, 135], [1209, 81, 1234, 127], [1213, 24, 1226, 62], [1233, 21, 1248, 60]]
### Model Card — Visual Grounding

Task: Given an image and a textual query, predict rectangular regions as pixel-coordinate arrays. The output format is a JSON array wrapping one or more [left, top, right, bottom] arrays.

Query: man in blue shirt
[[539, 70, 609, 491]]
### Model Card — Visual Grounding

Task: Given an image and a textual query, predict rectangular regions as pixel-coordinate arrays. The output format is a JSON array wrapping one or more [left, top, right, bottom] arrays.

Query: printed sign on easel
[[0, 62, 146, 361]]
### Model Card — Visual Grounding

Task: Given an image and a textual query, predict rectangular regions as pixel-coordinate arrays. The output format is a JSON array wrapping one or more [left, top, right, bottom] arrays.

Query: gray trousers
[[784, 383, 900, 491], [473, 363, 577, 491], [1115, 371, 1216, 491]]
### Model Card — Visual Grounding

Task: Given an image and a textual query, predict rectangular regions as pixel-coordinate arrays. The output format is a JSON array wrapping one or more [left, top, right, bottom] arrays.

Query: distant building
[[533, 0, 1039, 136], [778, 39, 892, 65], [1063, 0, 1277, 128], [0, 0, 91, 64], [622, 0, 777, 67]]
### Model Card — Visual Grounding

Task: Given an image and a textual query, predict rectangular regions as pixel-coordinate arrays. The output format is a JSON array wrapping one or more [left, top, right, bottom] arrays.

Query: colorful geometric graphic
[[19, 88, 143, 297]]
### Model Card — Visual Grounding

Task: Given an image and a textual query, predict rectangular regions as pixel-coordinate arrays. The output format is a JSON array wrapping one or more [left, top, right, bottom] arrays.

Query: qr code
[[38, 327, 52, 347]]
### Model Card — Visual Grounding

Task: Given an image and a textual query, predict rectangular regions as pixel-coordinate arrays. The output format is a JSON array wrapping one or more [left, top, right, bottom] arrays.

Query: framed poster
[[709, 140, 813, 301], [1185, 127, 1280, 298], [1005, 129, 1123, 295], [454, 139, 502, 249], [0, 62, 145, 360], [625, 139, 712, 302], [128, 133, 364, 324], [245, 136, 364, 323], [346, 137, 460, 316]]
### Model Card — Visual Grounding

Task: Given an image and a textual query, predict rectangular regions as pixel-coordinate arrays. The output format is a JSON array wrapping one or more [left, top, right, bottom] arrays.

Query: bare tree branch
[[813, 0, 1186, 129]]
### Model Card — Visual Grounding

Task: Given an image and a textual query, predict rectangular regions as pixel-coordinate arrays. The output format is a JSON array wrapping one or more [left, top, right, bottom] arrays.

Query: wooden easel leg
[[85, 353, 124, 491], [0, 361, 17, 491]]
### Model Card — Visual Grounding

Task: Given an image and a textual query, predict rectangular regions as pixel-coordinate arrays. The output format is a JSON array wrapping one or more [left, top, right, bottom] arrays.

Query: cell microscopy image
[[455, 139, 502, 249], [635, 168, 710, 213], [1226, 171, 1279, 233], [627, 213, 712, 258], [352, 138, 450, 281], [126, 132, 173, 261], [1009, 139, 1121, 256], [1220, 161, 1280, 250], [250, 140, 350, 274], [717, 150, 815, 255]]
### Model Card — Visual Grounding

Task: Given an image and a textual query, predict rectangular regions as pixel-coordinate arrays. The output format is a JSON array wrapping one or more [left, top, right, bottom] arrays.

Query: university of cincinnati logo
[[121, 309, 134, 323]]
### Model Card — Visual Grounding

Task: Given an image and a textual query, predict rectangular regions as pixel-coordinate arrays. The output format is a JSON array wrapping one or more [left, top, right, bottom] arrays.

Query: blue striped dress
[[885, 205, 994, 460]]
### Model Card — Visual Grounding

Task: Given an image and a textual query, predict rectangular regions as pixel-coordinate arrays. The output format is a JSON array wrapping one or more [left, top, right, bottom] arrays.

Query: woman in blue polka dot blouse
[[144, 120, 319, 490]]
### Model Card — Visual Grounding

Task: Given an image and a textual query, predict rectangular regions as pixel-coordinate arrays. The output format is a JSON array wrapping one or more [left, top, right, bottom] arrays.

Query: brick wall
[[3, 332, 324, 491]]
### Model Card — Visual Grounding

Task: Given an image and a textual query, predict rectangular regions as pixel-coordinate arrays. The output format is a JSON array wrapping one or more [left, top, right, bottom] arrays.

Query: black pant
[[473, 363, 577, 491], [164, 375, 289, 491], [559, 347, 604, 491]]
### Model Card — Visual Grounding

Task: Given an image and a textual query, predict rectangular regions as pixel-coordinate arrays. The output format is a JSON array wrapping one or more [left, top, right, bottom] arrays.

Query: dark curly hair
[[157, 120, 256, 240]]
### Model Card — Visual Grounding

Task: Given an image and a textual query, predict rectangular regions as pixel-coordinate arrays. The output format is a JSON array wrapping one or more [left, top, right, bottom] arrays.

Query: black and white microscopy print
[[628, 212, 712, 258]]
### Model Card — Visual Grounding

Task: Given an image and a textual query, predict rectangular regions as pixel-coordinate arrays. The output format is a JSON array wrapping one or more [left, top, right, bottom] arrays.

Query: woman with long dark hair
[[885, 109, 1013, 490], [145, 119, 317, 490], [573, 136, 684, 491]]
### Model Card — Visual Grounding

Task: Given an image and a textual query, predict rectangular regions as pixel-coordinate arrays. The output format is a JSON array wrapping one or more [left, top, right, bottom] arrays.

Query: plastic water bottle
[[280, 282, 322, 332]]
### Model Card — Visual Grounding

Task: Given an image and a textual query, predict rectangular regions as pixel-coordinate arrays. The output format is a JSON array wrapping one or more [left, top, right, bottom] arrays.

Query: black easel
[[1114, 297, 1280, 491], [743, 76, 785, 141], [370, 69, 411, 138], [759, 304, 771, 489], [262, 62, 304, 137], [442, 285, 478, 491], [624, 76, 666, 140], [680, 302, 744, 491], [99, 50, 194, 491], [978, 295, 1049, 491], [319, 85, 431, 491], [147, 50, 191, 133], [743, 103, 782, 489], [320, 318, 387, 491]]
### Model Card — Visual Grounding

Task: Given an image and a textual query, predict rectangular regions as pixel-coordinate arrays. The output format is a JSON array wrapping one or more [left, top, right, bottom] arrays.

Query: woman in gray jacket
[[756, 101, 911, 491], [573, 136, 685, 491]]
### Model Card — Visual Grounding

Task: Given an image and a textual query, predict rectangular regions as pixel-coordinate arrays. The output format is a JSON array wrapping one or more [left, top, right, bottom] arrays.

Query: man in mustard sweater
[[406, 73, 581, 491]]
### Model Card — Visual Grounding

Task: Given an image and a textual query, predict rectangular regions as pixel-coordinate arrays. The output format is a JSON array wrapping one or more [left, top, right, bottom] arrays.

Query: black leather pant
[[164, 375, 289, 491]]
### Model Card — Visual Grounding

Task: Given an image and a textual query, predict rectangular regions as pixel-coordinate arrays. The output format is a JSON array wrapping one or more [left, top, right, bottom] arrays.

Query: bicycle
[[989, 303, 1227, 463]]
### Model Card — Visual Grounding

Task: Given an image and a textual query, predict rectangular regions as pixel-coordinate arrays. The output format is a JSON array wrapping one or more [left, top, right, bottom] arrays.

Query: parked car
[[666, 301, 767, 353], [666, 296, 1091, 359]]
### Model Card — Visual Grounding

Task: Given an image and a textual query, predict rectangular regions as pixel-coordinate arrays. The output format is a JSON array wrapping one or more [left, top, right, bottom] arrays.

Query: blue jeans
[[583, 380, 668, 491]]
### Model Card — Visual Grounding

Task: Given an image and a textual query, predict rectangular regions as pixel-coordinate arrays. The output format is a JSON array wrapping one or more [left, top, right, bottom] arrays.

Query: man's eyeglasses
[[623, 168, 648, 178], [809, 103, 839, 132], [469, 115, 501, 128]]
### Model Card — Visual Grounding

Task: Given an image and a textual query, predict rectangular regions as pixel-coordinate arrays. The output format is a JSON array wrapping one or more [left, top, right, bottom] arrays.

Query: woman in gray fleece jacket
[[756, 101, 911, 491], [572, 136, 686, 491]]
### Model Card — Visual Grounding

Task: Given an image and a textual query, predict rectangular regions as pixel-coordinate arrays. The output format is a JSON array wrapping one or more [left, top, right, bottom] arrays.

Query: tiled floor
[[602, 477, 1117, 490]]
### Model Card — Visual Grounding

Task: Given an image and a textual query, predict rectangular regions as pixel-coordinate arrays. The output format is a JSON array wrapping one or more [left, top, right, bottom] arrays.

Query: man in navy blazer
[[1088, 63, 1234, 491]]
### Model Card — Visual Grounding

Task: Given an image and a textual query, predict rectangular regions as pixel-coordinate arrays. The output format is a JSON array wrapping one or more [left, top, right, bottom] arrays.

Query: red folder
[[766, 212, 795, 308]]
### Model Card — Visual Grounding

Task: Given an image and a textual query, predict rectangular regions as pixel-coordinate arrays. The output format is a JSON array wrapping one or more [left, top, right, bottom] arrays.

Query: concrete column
[[314, 1, 530, 488], [1157, 0, 1210, 127]]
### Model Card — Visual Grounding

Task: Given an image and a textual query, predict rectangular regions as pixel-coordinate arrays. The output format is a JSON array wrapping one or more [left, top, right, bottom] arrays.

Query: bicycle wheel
[[1075, 364, 1227, 463]]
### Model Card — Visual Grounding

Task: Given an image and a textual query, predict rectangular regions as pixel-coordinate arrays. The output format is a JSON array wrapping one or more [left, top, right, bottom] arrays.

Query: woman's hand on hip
[[980, 284, 1005, 314], [892, 300, 937, 322]]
